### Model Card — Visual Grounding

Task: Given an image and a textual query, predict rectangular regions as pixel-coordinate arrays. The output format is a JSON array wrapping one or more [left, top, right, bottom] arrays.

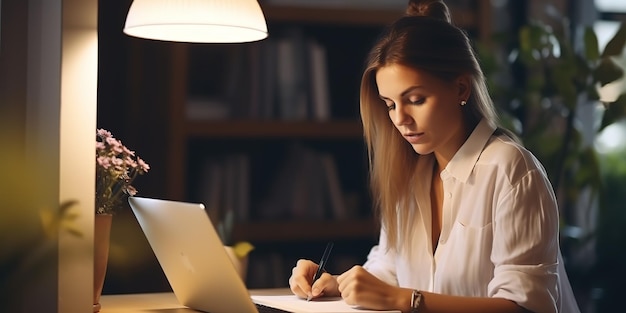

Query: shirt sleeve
[[488, 169, 560, 313], [362, 228, 399, 286]]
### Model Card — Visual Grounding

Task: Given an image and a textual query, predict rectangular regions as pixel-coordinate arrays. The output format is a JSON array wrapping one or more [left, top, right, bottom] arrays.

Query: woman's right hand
[[289, 259, 340, 300]]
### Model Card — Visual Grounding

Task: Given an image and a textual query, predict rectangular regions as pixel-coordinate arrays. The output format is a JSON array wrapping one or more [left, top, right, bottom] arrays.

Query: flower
[[96, 129, 150, 214]]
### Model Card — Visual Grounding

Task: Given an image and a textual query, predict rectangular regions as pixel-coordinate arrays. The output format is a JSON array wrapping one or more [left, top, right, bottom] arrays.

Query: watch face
[[410, 290, 422, 312]]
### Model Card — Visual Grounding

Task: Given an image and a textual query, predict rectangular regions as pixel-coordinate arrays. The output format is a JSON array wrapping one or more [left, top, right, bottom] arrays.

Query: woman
[[288, 0, 580, 312]]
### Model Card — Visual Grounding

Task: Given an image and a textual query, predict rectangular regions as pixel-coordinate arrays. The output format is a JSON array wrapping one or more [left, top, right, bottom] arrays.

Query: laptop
[[128, 196, 400, 313]]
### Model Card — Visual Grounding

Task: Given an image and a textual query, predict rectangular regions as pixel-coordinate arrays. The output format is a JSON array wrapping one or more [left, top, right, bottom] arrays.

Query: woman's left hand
[[336, 265, 406, 311]]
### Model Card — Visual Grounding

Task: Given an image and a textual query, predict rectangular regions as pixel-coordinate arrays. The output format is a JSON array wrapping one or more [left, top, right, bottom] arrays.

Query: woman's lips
[[403, 132, 424, 144]]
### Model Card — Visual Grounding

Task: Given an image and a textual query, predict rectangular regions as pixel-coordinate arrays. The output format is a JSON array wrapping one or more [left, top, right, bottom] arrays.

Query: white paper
[[251, 294, 400, 313]]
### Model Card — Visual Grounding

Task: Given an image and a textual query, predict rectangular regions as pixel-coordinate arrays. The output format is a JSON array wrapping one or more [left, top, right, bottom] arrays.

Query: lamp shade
[[123, 0, 268, 43]]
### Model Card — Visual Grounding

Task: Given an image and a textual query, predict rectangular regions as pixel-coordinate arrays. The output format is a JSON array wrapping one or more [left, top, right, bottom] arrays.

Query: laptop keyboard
[[255, 303, 292, 313]]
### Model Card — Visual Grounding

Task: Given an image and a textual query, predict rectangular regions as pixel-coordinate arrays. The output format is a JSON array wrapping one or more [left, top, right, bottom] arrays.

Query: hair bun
[[406, 0, 451, 23]]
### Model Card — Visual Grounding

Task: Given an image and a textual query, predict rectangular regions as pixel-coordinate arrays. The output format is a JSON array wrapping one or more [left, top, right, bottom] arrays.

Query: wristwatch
[[410, 289, 422, 313]]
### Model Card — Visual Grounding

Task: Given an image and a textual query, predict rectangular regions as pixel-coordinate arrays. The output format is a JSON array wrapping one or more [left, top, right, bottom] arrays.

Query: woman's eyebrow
[[379, 85, 424, 100], [400, 86, 424, 97]]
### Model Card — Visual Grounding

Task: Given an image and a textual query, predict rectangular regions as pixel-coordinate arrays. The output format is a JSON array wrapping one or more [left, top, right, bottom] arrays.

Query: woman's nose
[[391, 105, 412, 126]]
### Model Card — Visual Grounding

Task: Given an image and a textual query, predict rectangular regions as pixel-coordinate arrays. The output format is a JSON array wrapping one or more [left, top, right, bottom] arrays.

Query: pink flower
[[105, 137, 124, 154], [137, 158, 150, 172], [97, 129, 112, 138], [125, 156, 138, 168], [97, 156, 111, 169], [123, 146, 135, 156], [125, 185, 138, 196]]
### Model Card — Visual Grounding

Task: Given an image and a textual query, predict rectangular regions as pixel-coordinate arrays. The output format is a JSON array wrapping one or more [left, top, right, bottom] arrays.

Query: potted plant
[[94, 128, 150, 312], [212, 208, 254, 281], [480, 14, 626, 311]]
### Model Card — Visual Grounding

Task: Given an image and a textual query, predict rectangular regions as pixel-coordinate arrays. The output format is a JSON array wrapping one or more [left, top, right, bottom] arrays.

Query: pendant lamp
[[124, 0, 268, 43]]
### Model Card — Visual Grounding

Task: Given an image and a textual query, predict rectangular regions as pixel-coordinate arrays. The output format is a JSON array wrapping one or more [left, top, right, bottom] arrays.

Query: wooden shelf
[[232, 219, 378, 243], [262, 4, 477, 29], [262, 5, 403, 26], [185, 120, 363, 139]]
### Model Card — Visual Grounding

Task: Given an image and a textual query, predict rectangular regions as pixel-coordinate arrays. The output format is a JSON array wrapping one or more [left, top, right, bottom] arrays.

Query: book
[[309, 40, 331, 121], [276, 28, 310, 120], [320, 153, 348, 219]]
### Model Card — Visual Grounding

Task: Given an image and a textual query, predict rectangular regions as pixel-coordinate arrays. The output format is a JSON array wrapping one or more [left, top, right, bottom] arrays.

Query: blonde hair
[[360, 0, 506, 250]]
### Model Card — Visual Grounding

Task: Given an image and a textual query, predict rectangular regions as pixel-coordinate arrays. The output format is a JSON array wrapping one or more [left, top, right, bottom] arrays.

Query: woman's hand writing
[[288, 259, 340, 300]]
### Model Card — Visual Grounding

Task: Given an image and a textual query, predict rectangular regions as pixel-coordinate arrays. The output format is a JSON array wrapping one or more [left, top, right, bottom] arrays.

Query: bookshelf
[[185, 120, 362, 138], [99, 0, 493, 291], [232, 219, 378, 243]]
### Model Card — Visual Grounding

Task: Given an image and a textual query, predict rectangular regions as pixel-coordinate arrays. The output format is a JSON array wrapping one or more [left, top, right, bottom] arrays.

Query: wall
[[0, 0, 98, 311]]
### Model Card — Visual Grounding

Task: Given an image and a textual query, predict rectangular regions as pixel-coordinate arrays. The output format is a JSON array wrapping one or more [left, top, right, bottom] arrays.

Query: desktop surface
[[100, 288, 292, 313]]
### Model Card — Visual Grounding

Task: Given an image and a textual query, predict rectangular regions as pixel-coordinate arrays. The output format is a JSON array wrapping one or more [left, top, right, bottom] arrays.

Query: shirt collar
[[443, 119, 496, 183]]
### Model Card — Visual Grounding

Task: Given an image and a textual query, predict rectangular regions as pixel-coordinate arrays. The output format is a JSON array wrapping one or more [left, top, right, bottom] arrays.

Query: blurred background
[[92, 1, 626, 313]]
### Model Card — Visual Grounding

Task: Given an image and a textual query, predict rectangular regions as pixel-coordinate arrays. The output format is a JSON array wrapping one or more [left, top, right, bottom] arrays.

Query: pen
[[307, 241, 334, 301]]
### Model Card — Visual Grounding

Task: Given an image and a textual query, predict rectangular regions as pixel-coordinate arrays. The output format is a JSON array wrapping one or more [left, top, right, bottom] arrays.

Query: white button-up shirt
[[363, 119, 580, 313]]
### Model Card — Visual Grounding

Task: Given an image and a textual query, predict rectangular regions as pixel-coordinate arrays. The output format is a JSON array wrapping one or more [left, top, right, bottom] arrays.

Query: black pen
[[307, 241, 334, 301]]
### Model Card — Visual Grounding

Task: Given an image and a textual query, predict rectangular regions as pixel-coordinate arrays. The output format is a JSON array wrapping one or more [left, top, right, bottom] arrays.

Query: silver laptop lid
[[128, 196, 258, 313]]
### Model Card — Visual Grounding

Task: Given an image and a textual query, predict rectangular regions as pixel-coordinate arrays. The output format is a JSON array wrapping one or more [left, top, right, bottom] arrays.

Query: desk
[[99, 288, 292, 312]]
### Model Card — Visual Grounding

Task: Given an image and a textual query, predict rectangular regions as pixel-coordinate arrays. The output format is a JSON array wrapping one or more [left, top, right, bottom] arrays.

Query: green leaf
[[601, 23, 626, 57], [519, 26, 533, 53], [232, 241, 255, 258], [593, 58, 625, 86], [549, 63, 578, 109], [59, 200, 79, 215], [520, 24, 548, 53], [519, 26, 543, 65], [584, 26, 600, 61], [601, 93, 626, 130], [67, 228, 84, 238]]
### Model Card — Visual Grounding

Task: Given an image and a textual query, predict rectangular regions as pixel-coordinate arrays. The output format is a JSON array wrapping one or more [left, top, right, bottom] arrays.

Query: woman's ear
[[456, 74, 471, 101]]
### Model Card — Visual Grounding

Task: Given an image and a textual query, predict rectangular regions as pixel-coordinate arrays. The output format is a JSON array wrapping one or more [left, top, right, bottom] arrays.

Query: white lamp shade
[[123, 0, 268, 43]]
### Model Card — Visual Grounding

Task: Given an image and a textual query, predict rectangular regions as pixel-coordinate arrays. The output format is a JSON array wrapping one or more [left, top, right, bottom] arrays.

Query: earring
[[460, 100, 467, 106]]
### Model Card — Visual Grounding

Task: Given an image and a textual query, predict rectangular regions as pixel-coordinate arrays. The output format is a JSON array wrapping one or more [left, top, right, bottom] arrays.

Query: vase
[[93, 213, 113, 313]]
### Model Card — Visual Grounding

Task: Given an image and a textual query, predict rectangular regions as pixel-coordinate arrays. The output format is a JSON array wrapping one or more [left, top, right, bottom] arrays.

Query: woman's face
[[375, 63, 469, 160]]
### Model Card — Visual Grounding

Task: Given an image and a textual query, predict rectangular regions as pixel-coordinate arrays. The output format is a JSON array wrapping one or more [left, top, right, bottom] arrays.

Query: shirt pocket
[[438, 221, 494, 296], [456, 202, 493, 228], [450, 220, 493, 259]]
